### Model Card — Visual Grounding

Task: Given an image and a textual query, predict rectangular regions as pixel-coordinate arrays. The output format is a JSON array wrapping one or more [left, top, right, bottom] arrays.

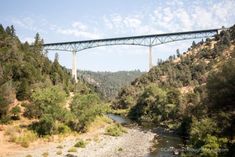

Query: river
[[107, 114, 183, 157]]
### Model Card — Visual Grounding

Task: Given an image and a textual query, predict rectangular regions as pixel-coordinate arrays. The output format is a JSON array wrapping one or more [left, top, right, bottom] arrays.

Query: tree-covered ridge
[[113, 25, 235, 156], [0, 24, 106, 139], [114, 26, 235, 109], [78, 70, 144, 100]]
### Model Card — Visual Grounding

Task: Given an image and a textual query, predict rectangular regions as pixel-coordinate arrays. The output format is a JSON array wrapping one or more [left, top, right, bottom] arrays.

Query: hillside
[[78, 70, 144, 100], [113, 25, 235, 156], [0, 24, 107, 148]]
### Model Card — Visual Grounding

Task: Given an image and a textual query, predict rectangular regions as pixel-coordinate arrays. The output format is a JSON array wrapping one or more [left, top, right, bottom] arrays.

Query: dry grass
[[105, 123, 127, 137], [87, 115, 112, 132], [4, 126, 37, 148]]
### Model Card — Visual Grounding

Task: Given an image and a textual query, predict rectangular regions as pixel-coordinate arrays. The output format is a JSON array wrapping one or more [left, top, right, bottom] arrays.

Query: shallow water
[[106, 113, 131, 124], [107, 114, 182, 157], [146, 134, 182, 157]]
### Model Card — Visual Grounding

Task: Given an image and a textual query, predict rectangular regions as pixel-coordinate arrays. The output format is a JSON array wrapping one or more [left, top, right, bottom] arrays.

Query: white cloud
[[151, 0, 235, 32], [11, 17, 46, 32], [72, 22, 87, 30], [56, 21, 102, 39]]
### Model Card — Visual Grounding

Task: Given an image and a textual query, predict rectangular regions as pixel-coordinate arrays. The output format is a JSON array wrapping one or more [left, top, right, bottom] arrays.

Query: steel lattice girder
[[43, 29, 219, 52]]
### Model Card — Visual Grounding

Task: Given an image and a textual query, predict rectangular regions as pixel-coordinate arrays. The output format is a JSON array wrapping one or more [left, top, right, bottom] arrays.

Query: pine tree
[[16, 79, 30, 101], [176, 49, 180, 57]]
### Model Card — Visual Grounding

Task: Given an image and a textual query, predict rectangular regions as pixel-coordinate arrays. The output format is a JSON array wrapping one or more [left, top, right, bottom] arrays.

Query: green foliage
[[56, 122, 71, 134], [24, 86, 67, 119], [70, 93, 103, 132], [128, 84, 180, 126], [68, 147, 77, 152], [31, 114, 55, 136], [16, 79, 30, 101], [105, 123, 126, 136], [74, 140, 86, 148], [78, 70, 144, 100], [114, 25, 235, 156], [26, 86, 75, 136], [200, 135, 228, 157], [10, 106, 21, 120], [207, 59, 235, 111], [0, 81, 15, 120], [189, 117, 219, 147], [0, 24, 76, 123]]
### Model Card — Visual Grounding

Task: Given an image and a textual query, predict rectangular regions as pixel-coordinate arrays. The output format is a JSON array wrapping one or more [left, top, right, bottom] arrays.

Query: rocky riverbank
[[5, 125, 156, 157]]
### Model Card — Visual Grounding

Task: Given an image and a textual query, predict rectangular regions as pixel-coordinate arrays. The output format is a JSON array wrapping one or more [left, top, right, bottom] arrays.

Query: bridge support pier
[[149, 45, 153, 70], [72, 50, 78, 83]]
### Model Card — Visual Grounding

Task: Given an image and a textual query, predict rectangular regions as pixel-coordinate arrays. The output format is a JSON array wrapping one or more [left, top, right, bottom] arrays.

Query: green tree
[[176, 49, 180, 57], [207, 59, 235, 111], [0, 82, 15, 119], [128, 84, 167, 122], [16, 79, 30, 101], [70, 93, 102, 132]]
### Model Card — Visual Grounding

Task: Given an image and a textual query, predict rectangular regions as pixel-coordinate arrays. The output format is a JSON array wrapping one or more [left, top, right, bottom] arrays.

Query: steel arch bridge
[[43, 28, 221, 82]]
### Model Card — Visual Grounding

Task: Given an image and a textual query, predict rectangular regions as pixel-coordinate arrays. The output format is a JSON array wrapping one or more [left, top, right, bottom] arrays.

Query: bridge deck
[[43, 28, 219, 46]]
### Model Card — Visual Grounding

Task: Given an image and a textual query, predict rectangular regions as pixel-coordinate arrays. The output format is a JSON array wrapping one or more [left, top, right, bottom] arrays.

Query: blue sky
[[1, 0, 235, 71]]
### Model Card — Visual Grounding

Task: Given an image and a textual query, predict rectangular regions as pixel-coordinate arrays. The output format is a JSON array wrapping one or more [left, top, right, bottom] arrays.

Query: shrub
[[68, 147, 77, 152], [42, 152, 49, 157], [56, 122, 71, 134], [74, 140, 86, 148], [0, 81, 15, 119], [10, 106, 21, 120], [189, 117, 219, 147], [56, 150, 62, 155], [56, 145, 63, 149], [31, 114, 55, 136], [200, 134, 228, 157], [4, 126, 37, 148], [24, 86, 67, 119], [118, 147, 123, 151], [70, 93, 103, 132], [105, 123, 126, 136], [16, 79, 30, 101]]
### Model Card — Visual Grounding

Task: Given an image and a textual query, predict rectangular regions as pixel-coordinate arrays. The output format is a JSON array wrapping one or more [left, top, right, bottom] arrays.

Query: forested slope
[[78, 70, 144, 100], [0, 25, 106, 144], [113, 25, 235, 156]]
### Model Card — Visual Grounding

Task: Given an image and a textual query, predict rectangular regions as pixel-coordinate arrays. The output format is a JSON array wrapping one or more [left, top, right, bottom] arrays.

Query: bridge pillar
[[72, 50, 78, 83], [149, 45, 153, 70]]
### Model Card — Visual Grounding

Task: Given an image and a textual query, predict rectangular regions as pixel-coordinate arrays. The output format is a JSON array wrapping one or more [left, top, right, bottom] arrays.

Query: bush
[[0, 81, 15, 119], [16, 79, 30, 101], [42, 152, 49, 157], [70, 93, 103, 132], [56, 122, 71, 134], [74, 140, 86, 148], [56, 150, 62, 155], [68, 147, 77, 152], [31, 114, 55, 136], [4, 126, 37, 147], [24, 86, 67, 119], [105, 123, 126, 136], [10, 106, 21, 120], [200, 134, 228, 157], [189, 117, 219, 147]]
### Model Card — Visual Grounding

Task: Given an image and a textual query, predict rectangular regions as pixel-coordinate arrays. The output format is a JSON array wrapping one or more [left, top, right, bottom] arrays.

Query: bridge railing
[[43, 29, 219, 52]]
